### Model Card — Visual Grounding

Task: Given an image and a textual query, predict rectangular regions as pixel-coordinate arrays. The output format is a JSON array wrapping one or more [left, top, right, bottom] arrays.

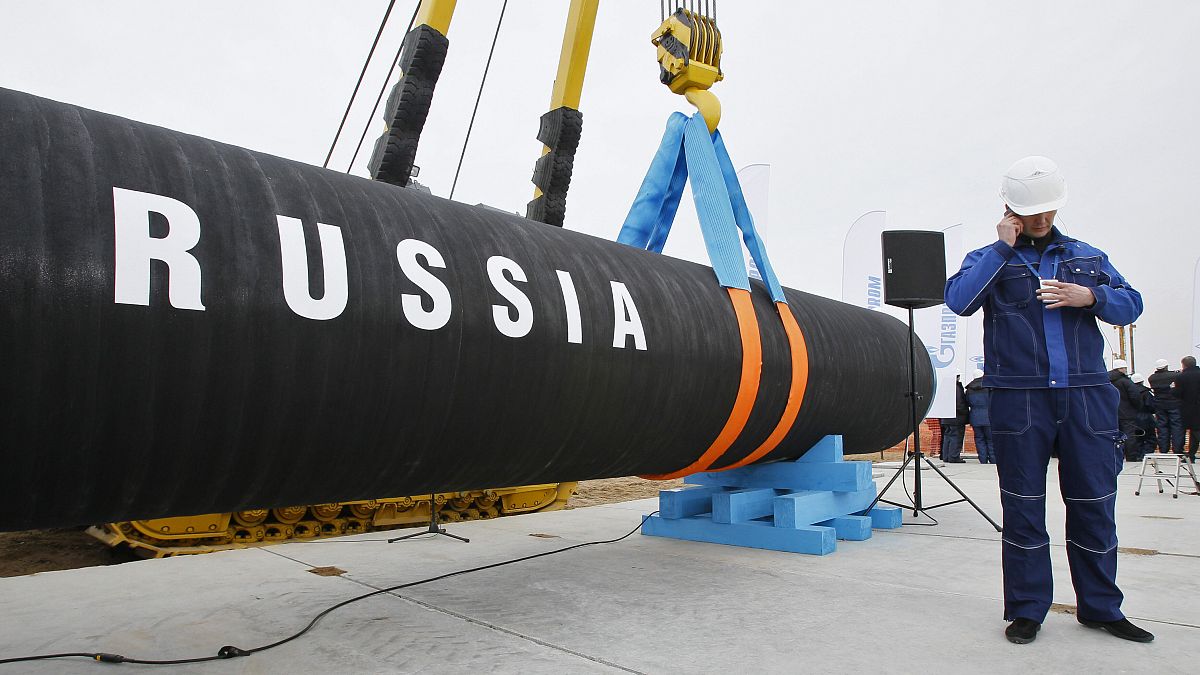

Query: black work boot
[[1078, 617, 1155, 642], [1005, 618, 1041, 644]]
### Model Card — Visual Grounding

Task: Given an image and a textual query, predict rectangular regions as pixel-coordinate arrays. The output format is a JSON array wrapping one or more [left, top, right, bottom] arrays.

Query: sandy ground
[[566, 476, 685, 508], [0, 528, 137, 578], [0, 477, 688, 577]]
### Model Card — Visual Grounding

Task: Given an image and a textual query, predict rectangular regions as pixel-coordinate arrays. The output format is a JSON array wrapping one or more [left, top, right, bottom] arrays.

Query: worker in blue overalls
[[945, 156, 1153, 645]]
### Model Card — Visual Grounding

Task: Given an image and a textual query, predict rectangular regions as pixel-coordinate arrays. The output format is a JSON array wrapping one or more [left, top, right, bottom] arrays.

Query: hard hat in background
[[1155, 359, 1170, 370], [1113, 358, 1128, 370], [973, 368, 985, 380], [1000, 156, 1067, 216], [1132, 373, 1146, 384]]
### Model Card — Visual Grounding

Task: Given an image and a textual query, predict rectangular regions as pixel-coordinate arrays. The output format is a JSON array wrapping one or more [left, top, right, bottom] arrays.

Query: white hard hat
[[1113, 358, 1128, 370], [1155, 359, 1170, 370], [1000, 156, 1067, 216], [1132, 373, 1145, 384], [973, 368, 984, 379]]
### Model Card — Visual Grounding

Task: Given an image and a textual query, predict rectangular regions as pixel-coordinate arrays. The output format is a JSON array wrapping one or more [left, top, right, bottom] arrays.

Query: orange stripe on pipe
[[640, 288, 761, 480], [710, 301, 809, 470]]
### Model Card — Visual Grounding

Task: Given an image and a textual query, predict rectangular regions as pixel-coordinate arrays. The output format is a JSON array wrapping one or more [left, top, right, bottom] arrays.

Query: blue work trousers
[[973, 425, 995, 463], [991, 386, 1125, 624], [940, 424, 964, 461], [1155, 408, 1184, 454]]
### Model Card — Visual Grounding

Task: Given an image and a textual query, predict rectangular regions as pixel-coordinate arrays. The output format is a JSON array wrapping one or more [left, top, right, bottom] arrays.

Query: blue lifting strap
[[617, 112, 787, 303]]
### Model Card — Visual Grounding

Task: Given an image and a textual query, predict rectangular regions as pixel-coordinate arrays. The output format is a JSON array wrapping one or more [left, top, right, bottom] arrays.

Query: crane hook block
[[652, 8, 723, 132]]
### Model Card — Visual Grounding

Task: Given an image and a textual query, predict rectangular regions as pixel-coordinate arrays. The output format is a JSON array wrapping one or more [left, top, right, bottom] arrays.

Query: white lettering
[[276, 216, 348, 321], [110, 195, 652, 353], [487, 256, 534, 338], [112, 187, 205, 310], [556, 270, 582, 344], [610, 281, 646, 350], [396, 238, 452, 330]]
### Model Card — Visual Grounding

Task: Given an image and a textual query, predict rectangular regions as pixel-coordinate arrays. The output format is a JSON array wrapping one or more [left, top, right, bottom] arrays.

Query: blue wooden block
[[641, 514, 837, 555], [773, 487, 877, 528], [712, 488, 778, 523], [795, 435, 844, 464], [818, 515, 874, 541], [648, 435, 889, 557], [689, 460, 871, 492], [658, 485, 724, 519], [867, 505, 903, 529]]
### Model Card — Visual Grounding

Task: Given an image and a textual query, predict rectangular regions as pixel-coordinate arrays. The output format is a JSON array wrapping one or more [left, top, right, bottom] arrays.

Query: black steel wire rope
[[448, 0, 508, 200], [323, 0, 398, 168], [345, 1, 421, 174]]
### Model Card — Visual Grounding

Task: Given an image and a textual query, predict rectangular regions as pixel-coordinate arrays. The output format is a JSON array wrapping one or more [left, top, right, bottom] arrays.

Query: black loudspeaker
[[881, 230, 946, 309]]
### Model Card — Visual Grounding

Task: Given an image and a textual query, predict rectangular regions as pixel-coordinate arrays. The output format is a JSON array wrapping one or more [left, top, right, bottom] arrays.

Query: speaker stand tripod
[[865, 307, 1002, 531], [388, 497, 470, 544]]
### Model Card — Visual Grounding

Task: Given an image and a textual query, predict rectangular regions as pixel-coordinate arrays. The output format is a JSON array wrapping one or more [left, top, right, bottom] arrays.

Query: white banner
[[909, 223, 965, 419], [841, 212, 959, 418], [840, 211, 903, 320], [962, 311, 985, 376], [1193, 257, 1200, 353], [736, 163, 770, 281]]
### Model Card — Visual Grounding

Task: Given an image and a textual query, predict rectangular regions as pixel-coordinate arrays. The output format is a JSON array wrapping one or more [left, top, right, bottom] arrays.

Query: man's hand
[[997, 212, 1022, 246], [1037, 280, 1095, 309]]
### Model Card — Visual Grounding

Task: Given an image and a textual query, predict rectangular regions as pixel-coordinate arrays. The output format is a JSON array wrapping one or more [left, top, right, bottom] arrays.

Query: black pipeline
[[0, 88, 932, 531]]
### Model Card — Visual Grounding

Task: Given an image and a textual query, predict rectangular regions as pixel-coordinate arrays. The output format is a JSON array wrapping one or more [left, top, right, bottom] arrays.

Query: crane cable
[[323, 0, 398, 169], [346, 1, 421, 174], [449, 0, 509, 200], [661, 1, 717, 22]]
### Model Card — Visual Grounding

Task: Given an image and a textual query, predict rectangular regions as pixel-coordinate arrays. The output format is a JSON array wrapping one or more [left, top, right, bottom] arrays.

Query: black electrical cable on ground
[[0, 513, 657, 667], [346, 1, 421, 174], [323, 0, 398, 169], [448, 0, 508, 200]]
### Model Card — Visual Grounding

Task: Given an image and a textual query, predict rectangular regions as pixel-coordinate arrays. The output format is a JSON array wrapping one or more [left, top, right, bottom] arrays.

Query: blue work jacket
[[945, 228, 1142, 389]]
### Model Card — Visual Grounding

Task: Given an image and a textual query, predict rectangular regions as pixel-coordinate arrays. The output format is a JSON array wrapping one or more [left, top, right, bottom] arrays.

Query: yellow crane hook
[[652, 5, 724, 133]]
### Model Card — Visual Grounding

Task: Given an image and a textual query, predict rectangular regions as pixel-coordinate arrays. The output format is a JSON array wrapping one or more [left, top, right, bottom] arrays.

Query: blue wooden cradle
[[641, 435, 902, 555]]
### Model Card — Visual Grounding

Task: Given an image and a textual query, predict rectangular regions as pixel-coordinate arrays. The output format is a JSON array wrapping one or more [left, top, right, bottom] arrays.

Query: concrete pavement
[[1, 461, 1196, 673]]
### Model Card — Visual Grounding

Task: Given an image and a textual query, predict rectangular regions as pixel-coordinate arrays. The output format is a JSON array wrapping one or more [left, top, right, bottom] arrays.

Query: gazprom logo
[[926, 305, 957, 368], [866, 275, 882, 310]]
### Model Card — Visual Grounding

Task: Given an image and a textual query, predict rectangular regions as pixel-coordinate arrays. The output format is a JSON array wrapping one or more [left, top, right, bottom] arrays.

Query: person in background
[[939, 373, 968, 463], [965, 368, 994, 463], [1109, 359, 1144, 460], [945, 156, 1151, 644], [1148, 358, 1183, 454], [1175, 356, 1200, 464], [1129, 373, 1157, 461]]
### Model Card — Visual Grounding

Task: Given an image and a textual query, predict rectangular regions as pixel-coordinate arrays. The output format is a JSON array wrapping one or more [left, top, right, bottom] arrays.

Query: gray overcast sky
[[2, 1, 1198, 369]]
